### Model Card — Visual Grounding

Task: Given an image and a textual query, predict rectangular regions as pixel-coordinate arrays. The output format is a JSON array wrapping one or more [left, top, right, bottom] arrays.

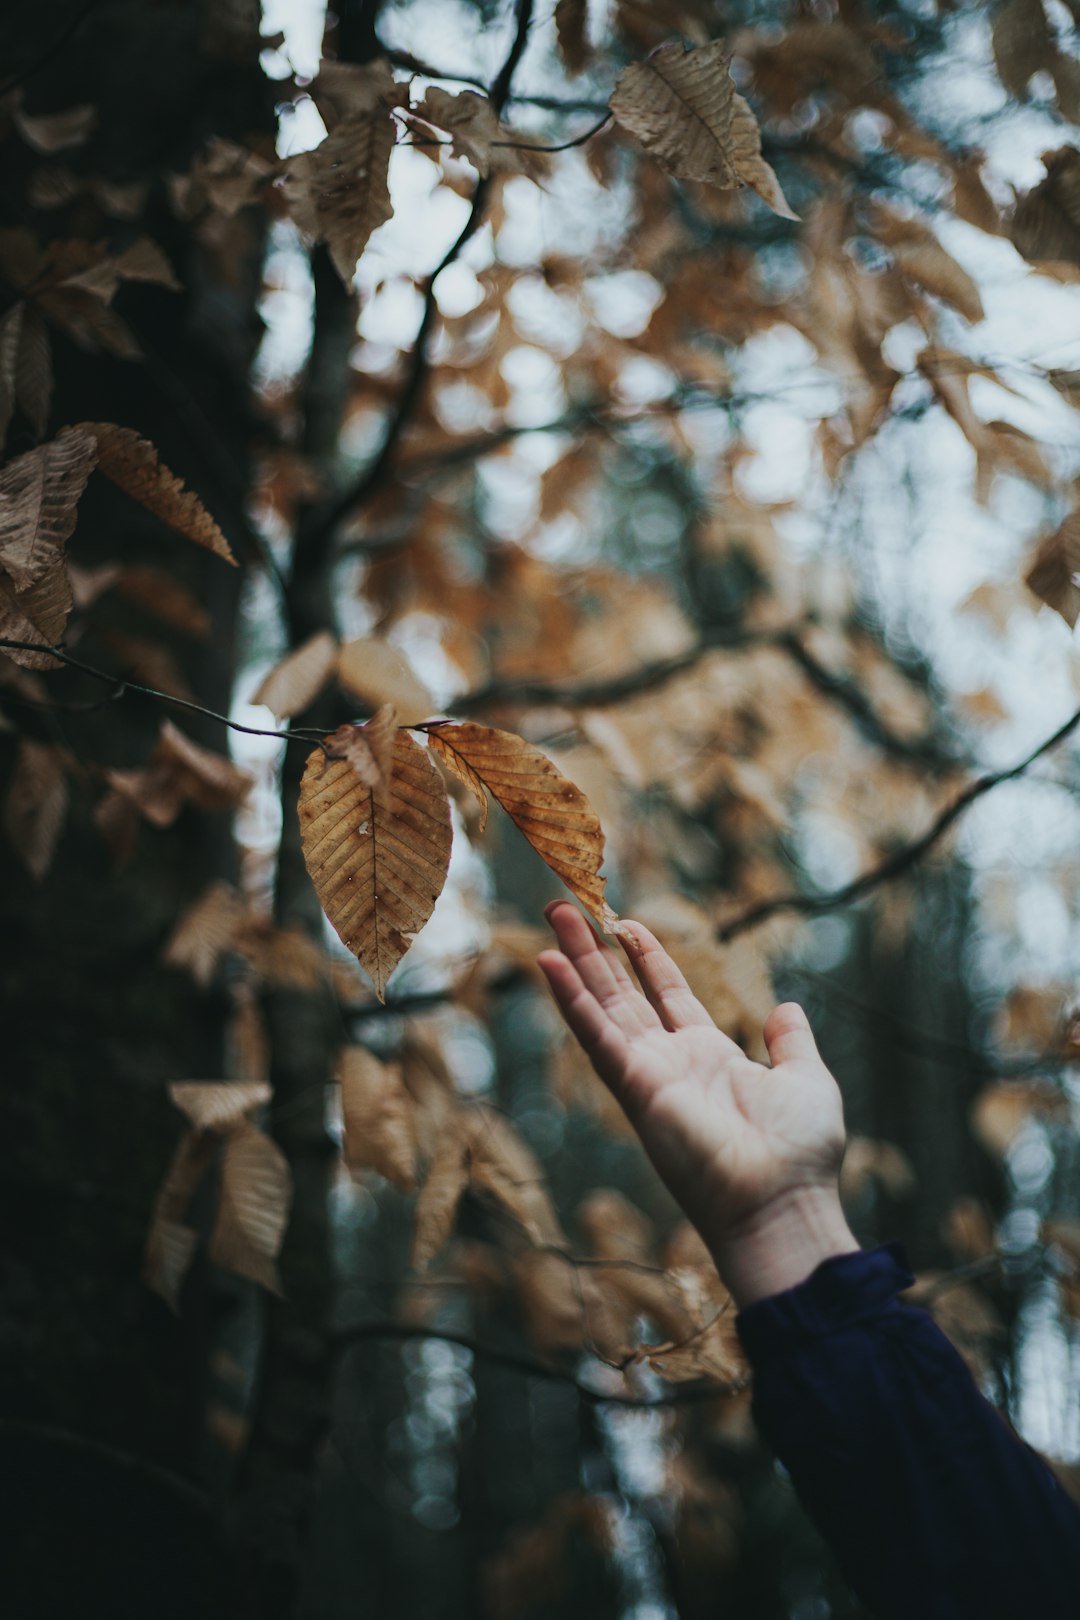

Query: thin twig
[[305, 0, 536, 553], [0, 639, 327, 746], [719, 704, 1080, 942], [332, 1319, 744, 1406]]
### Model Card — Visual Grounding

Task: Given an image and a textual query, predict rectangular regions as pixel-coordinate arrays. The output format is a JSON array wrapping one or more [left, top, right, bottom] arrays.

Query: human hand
[[537, 902, 857, 1307]]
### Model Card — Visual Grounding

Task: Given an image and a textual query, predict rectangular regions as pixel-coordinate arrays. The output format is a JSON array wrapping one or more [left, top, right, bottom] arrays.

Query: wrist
[[708, 1184, 859, 1309]]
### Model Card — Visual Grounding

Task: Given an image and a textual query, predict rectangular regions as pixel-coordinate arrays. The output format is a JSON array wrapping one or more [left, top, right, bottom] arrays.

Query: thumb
[[763, 1002, 821, 1067]]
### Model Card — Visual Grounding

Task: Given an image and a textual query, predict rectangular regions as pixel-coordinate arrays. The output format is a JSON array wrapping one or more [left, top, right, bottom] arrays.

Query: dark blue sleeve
[[736, 1245, 1080, 1620]]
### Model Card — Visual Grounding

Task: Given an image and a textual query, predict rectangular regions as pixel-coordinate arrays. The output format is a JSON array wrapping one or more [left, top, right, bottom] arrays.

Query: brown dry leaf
[[1010, 147, 1080, 273], [324, 705, 398, 804], [339, 1045, 418, 1191], [634, 1294, 746, 1384], [59, 238, 180, 301], [169, 136, 274, 219], [77, 423, 236, 565], [105, 720, 251, 832], [609, 40, 798, 221], [411, 1126, 471, 1270], [412, 89, 546, 181], [298, 728, 452, 999], [3, 737, 68, 879], [0, 426, 96, 592], [944, 1197, 996, 1261], [0, 555, 73, 668], [872, 204, 984, 324], [425, 722, 622, 935], [280, 62, 397, 288], [168, 1079, 271, 1132], [514, 1249, 634, 1362], [970, 1079, 1068, 1159], [336, 635, 434, 724], [143, 1128, 218, 1312], [839, 1136, 917, 1203], [466, 1105, 566, 1247], [992, 0, 1056, 102], [952, 157, 1002, 236], [115, 567, 211, 637], [210, 1124, 292, 1293], [238, 920, 328, 991], [12, 98, 97, 154], [1025, 512, 1080, 628], [555, 0, 592, 77], [0, 302, 52, 443], [251, 630, 339, 718]]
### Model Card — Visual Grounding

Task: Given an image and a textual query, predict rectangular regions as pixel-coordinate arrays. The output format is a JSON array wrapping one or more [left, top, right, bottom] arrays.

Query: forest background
[[2, 0, 1080, 1616]]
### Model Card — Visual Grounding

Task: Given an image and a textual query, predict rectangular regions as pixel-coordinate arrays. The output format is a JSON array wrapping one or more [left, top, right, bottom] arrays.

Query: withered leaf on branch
[[324, 705, 398, 803], [425, 722, 623, 935], [210, 1124, 292, 1293], [339, 1046, 418, 1191], [411, 89, 548, 181], [168, 1079, 271, 1132], [336, 634, 434, 725], [3, 737, 68, 880], [0, 301, 52, 443], [0, 426, 96, 591], [299, 728, 452, 999], [411, 1128, 471, 1271], [554, 0, 592, 78], [0, 554, 73, 668], [143, 1128, 217, 1312], [251, 629, 339, 718], [102, 719, 251, 835], [466, 1105, 566, 1247], [1010, 147, 1080, 275], [1024, 511, 1080, 628], [871, 204, 984, 325], [76, 422, 237, 564], [10, 96, 97, 155], [280, 59, 398, 288], [609, 39, 798, 220]]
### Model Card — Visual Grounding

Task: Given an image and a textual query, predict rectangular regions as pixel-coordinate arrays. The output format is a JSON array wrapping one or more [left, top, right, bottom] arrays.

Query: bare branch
[[719, 705, 1080, 941]]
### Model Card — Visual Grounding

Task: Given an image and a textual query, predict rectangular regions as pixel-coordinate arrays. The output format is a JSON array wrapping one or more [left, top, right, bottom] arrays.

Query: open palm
[[537, 903, 847, 1255]]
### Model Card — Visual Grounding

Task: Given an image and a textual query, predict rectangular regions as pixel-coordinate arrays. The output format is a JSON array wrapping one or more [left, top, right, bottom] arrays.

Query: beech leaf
[[425, 722, 622, 934], [280, 65, 397, 288], [0, 556, 73, 667], [168, 1079, 271, 1132], [324, 706, 398, 804], [161, 881, 247, 986], [466, 1106, 565, 1247], [77, 422, 237, 564], [1025, 512, 1080, 628], [3, 737, 68, 879], [0, 426, 96, 591], [210, 1124, 292, 1293], [251, 629, 339, 719], [339, 1046, 418, 1191], [143, 1128, 217, 1312], [298, 728, 452, 999], [411, 1128, 470, 1271], [609, 40, 798, 221], [336, 635, 434, 725]]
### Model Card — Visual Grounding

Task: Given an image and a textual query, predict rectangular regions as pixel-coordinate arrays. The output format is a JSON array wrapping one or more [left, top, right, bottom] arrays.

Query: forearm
[[737, 1246, 1080, 1620]]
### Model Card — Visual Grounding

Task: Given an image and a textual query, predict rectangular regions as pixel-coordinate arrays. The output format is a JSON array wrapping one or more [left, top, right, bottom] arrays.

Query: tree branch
[[304, 0, 536, 553], [0, 639, 326, 746], [332, 1319, 745, 1406], [718, 704, 1080, 942]]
